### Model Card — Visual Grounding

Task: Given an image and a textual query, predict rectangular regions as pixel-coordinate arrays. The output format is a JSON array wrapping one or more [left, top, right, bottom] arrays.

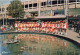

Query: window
[[41, 2, 44, 6], [41, 2, 46, 6], [69, 0, 76, 3], [52, 1, 57, 4], [25, 5, 28, 8], [33, 3, 37, 7], [29, 4, 32, 7], [0, 8, 1, 11]]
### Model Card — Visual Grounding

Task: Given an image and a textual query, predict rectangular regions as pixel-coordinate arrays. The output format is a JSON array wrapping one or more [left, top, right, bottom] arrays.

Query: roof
[[35, 15, 66, 19]]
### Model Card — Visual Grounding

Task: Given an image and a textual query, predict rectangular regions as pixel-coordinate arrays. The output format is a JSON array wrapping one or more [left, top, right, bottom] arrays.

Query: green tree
[[7, 0, 25, 18]]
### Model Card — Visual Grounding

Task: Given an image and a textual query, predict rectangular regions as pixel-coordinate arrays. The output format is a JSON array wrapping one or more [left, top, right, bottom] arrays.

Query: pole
[[37, 0, 38, 10], [38, 0, 41, 17], [46, 0, 47, 9], [76, 0, 77, 8], [65, 0, 68, 24], [6, 17, 7, 25], [3, 15, 4, 27], [1, 2, 4, 27], [32, 0, 33, 11], [28, 0, 29, 10], [51, 0, 52, 16], [57, 0, 58, 9], [65, 0, 69, 36]]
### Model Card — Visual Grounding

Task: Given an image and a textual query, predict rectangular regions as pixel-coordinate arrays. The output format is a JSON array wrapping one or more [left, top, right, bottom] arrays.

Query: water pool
[[0, 33, 80, 55]]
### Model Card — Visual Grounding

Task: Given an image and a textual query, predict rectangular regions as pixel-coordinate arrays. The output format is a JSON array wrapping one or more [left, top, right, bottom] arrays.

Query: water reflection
[[0, 34, 80, 55]]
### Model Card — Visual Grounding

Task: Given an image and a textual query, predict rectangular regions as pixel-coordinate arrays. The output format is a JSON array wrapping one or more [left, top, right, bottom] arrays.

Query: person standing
[[76, 21, 79, 33], [74, 21, 77, 32], [78, 22, 80, 37], [79, 28, 80, 37]]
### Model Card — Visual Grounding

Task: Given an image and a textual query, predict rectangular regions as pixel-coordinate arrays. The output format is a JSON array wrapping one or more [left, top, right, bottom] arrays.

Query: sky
[[0, 0, 32, 6]]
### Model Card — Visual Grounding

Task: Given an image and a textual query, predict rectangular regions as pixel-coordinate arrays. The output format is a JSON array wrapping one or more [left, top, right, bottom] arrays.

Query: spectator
[[76, 21, 79, 33], [73, 21, 77, 32], [77, 22, 80, 37]]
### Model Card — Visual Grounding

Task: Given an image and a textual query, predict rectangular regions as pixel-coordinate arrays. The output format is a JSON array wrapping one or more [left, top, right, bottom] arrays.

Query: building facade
[[0, 0, 80, 19]]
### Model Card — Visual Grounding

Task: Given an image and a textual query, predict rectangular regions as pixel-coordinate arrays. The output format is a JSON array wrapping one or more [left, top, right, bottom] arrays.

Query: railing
[[25, 2, 80, 12]]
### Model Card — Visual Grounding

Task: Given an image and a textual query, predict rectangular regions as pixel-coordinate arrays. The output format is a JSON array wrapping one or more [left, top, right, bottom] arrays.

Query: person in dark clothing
[[77, 23, 80, 37], [73, 21, 77, 32], [76, 21, 80, 33], [79, 30, 80, 37]]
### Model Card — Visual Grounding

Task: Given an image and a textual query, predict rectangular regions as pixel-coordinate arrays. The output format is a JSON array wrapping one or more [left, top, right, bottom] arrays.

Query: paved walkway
[[58, 29, 80, 44]]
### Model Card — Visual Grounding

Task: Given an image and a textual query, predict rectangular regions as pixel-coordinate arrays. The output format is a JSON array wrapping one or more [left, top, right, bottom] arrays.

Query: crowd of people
[[68, 20, 80, 37], [0, 25, 14, 32], [73, 21, 80, 37], [14, 20, 68, 35]]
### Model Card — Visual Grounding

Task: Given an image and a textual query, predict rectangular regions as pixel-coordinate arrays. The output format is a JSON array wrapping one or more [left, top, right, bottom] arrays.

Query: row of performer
[[14, 21, 68, 35], [14, 21, 68, 28]]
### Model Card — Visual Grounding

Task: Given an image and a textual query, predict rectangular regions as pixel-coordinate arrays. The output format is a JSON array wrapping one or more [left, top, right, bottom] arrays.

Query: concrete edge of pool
[[0, 31, 80, 48]]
